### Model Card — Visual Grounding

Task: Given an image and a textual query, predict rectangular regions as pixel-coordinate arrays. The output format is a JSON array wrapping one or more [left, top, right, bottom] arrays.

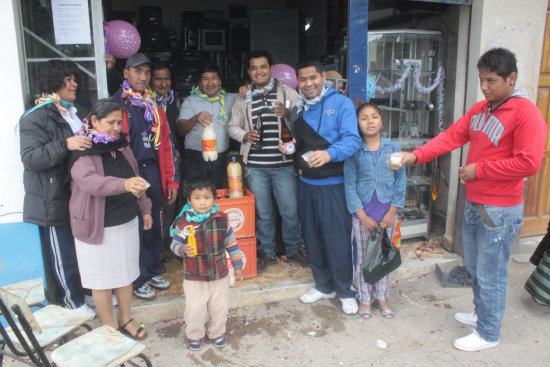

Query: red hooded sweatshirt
[[413, 91, 547, 206]]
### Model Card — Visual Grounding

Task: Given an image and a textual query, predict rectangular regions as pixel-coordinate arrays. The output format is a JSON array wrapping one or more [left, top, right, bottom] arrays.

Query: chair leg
[[0, 321, 26, 357], [11, 305, 52, 367], [122, 354, 153, 367]]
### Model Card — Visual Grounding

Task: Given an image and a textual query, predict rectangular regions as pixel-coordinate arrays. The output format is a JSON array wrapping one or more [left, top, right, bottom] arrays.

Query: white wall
[[466, 0, 547, 108], [0, 0, 26, 224]]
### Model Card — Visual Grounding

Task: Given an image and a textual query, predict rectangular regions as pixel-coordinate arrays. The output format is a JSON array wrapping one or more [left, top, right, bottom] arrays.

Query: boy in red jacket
[[401, 48, 547, 351]]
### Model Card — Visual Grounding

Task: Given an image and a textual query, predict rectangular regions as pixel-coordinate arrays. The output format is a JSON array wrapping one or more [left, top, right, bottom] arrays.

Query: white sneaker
[[84, 294, 118, 307], [340, 298, 358, 315], [453, 329, 500, 351], [454, 311, 477, 326], [299, 288, 336, 304], [73, 303, 96, 319]]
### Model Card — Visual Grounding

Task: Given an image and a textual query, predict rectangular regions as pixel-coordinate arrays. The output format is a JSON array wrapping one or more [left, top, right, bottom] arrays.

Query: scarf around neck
[[245, 77, 276, 107], [170, 203, 220, 237], [295, 81, 333, 113], [147, 87, 174, 111], [190, 85, 228, 124], [120, 80, 162, 148]]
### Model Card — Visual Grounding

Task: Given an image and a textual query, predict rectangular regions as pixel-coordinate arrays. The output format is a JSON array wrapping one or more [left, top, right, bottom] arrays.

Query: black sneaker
[[257, 255, 276, 273], [147, 275, 171, 290], [287, 250, 309, 267]]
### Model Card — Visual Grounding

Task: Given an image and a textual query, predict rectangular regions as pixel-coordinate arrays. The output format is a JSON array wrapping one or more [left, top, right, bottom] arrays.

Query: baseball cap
[[125, 53, 151, 69]]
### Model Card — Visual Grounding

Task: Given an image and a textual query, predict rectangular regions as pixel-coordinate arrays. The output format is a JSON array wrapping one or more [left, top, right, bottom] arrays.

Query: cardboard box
[[215, 189, 255, 239]]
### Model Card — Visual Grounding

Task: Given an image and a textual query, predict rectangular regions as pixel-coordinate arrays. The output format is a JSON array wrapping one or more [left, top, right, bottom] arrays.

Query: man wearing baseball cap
[[113, 53, 180, 300]]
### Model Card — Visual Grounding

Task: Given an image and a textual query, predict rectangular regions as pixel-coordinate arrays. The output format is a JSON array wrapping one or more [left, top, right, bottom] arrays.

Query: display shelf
[[368, 29, 442, 238]]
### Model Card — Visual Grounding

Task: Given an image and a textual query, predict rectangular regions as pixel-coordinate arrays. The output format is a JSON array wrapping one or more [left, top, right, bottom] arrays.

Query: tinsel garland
[[375, 61, 446, 133]]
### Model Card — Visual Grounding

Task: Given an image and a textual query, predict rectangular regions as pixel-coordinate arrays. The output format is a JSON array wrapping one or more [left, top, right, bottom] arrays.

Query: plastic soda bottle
[[392, 218, 402, 249], [202, 124, 218, 161], [187, 226, 198, 257], [227, 156, 243, 198]]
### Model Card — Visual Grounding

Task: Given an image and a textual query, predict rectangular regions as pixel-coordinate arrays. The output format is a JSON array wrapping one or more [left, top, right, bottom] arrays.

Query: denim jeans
[[462, 200, 523, 342], [244, 166, 301, 258]]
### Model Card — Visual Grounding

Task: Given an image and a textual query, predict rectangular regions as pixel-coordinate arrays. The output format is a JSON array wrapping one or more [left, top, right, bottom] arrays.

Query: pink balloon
[[272, 64, 298, 89], [107, 20, 141, 59]]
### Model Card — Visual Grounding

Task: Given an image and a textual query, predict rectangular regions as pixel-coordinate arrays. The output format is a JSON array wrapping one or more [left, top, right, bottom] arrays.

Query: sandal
[[119, 318, 147, 340], [188, 339, 203, 351], [212, 335, 227, 348], [358, 308, 372, 319], [381, 309, 395, 319]]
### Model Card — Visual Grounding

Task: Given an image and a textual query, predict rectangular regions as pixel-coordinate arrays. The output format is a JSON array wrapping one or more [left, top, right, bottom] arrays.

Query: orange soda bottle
[[392, 219, 402, 249]]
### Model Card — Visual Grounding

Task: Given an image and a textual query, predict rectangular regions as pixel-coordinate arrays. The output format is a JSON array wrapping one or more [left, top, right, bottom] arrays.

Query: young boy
[[400, 48, 547, 351], [170, 176, 244, 351]]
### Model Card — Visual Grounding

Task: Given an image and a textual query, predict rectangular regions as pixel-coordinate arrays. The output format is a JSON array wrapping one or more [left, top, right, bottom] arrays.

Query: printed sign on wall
[[51, 0, 91, 44]]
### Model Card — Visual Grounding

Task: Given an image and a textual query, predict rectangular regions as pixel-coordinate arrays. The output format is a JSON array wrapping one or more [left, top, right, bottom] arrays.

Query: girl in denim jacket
[[344, 103, 406, 319]]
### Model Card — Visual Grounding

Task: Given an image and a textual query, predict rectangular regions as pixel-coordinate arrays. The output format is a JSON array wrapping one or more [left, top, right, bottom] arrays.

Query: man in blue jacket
[[291, 59, 362, 314]]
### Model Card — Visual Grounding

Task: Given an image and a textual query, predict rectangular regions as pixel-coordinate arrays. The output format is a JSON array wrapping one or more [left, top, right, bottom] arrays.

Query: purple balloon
[[107, 20, 141, 59], [272, 64, 298, 89]]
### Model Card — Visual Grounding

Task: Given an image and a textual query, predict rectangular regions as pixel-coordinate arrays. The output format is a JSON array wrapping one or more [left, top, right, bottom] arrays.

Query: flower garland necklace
[[120, 80, 162, 148], [147, 87, 174, 111], [295, 81, 333, 113], [190, 85, 228, 124], [245, 77, 276, 107], [34, 93, 72, 116], [75, 123, 125, 148]]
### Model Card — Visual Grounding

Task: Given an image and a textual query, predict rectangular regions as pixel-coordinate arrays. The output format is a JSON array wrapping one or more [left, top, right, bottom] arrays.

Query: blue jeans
[[462, 200, 523, 342], [244, 166, 301, 258]]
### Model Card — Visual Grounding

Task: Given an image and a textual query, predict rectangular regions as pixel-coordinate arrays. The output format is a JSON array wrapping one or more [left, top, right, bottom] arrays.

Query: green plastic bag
[[362, 227, 402, 285]]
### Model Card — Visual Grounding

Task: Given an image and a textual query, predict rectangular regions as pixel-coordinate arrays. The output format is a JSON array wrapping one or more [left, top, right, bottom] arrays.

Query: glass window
[[19, 0, 105, 110]]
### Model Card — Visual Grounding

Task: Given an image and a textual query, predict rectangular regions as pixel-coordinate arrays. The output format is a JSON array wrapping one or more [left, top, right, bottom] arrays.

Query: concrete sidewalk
[[138, 243, 549, 366], [5, 235, 547, 366]]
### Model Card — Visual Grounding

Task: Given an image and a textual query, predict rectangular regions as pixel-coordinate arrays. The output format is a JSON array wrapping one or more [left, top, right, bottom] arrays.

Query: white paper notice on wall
[[51, 0, 91, 45]]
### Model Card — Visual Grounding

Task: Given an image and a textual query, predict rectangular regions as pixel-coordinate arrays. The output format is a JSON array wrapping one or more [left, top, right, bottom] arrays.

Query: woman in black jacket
[[19, 60, 95, 317]]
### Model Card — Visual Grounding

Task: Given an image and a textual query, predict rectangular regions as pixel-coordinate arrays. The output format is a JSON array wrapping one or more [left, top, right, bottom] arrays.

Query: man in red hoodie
[[401, 48, 547, 351]]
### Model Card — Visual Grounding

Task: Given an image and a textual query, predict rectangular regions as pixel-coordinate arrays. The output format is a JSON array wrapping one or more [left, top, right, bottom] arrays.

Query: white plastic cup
[[390, 153, 402, 170]]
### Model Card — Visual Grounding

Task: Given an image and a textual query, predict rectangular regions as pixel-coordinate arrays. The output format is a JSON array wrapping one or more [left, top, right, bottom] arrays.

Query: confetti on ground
[[376, 339, 387, 348], [414, 241, 445, 260], [307, 331, 317, 336]]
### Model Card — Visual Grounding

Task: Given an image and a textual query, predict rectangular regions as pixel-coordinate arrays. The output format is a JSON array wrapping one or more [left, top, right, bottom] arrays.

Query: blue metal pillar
[[348, 0, 368, 100]]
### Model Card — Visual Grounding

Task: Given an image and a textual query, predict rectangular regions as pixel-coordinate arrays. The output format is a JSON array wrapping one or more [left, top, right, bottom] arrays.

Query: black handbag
[[362, 227, 402, 285]]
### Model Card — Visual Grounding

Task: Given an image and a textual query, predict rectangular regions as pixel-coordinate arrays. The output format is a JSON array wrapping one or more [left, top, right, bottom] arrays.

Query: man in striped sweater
[[228, 50, 307, 272]]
